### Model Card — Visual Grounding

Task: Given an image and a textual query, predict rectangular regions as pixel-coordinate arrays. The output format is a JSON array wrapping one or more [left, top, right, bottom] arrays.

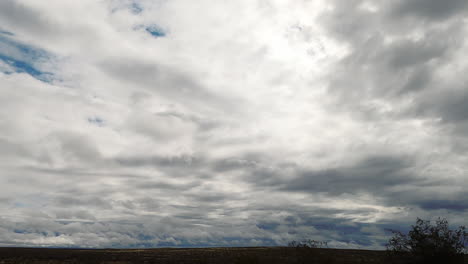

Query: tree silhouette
[[386, 218, 467, 263]]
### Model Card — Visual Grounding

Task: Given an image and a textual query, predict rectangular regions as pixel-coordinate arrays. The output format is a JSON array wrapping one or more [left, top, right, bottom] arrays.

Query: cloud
[[0, 0, 466, 249], [389, 0, 468, 21], [279, 155, 417, 196], [0, 0, 54, 37], [98, 56, 237, 113]]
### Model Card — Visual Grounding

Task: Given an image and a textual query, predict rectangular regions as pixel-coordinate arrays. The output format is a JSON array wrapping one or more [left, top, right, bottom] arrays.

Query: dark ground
[[0, 247, 466, 264]]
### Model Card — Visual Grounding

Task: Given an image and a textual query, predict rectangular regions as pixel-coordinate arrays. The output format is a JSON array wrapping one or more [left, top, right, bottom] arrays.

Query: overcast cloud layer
[[0, 0, 467, 249]]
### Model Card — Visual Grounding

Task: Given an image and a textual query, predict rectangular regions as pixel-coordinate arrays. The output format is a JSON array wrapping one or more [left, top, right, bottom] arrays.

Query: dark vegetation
[[288, 239, 329, 248], [386, 218, 467, 264]]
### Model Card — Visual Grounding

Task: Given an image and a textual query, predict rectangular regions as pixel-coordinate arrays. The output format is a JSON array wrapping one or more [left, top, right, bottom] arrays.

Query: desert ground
[[0, 247, 466, 264]]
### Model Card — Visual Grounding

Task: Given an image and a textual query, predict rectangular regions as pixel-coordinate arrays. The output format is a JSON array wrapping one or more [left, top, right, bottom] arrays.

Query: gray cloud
[[99, 57, 238, 113], [389, 0, 468, 21], [413, 88, 468, 123], [53, 196, 113, 210], [384, 37, 450, 70], [0, 0, 53, 36], [280, 155, 417, 196], [322, 0, 468, 140], [315, 0, 468, 218]]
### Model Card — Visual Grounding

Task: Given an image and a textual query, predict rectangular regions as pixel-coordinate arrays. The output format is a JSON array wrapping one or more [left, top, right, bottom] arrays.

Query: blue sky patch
[[0, 54, 50, 79], [145, 25, 166, 38], [0, 35, 54, 82]]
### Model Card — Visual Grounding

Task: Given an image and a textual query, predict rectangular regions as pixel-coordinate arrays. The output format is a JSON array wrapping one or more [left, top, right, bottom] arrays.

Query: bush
[[288, 239, 328, 248], [386, 218, 467, 263]]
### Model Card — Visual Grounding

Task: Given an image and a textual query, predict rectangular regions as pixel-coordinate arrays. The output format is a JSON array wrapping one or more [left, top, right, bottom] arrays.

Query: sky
[[0, 0, 467, 249]]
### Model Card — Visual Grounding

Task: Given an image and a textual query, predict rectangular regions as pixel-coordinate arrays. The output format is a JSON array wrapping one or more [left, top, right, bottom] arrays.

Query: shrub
[[386, 218, 467, 263], [288, 239, 328, 248]]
